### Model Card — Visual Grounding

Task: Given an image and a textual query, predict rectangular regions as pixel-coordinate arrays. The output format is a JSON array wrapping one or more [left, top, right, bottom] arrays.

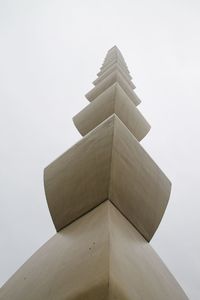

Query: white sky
[[0, 0, 200, 298]]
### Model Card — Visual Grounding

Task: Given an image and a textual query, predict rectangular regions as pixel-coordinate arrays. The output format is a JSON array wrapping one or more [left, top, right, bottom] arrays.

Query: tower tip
[[108, 45, 121, 52]]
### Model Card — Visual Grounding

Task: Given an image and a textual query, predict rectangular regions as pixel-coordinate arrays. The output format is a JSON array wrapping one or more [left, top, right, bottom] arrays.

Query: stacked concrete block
[[0, 46, 188, 299]]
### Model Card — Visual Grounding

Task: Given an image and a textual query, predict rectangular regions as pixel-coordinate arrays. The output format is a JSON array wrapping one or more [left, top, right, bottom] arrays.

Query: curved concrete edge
[[85, 69, 141, 106], [44, 115, 170, 241], [110, 116, 171, 241], [93, 63, 135, 88], [73, 83, 150, 141], [0, 202, 188, 300], [44, 116, 114, 232]]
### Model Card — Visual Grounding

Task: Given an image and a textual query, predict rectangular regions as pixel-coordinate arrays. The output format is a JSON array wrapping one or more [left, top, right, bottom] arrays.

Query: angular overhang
[[44, 115, 171, 241], [100, 53, 130, 75], [73, 83, 150, 141], [97, 58, 130, 77], [93, 62, 135, 88], [0, 202, 188, 300], [85, 69, 141, 106]]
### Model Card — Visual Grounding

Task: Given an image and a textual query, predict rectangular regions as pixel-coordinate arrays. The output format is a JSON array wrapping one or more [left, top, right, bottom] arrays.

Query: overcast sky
[[0, 0, 200, 299]]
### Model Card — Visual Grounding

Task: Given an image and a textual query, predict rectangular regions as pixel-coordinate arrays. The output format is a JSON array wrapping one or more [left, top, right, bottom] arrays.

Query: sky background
[[0, 0, 200, 298]]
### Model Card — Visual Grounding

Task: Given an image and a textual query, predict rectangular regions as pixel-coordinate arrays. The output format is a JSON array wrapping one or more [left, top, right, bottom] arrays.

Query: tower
[[0, 46, 188, 299]]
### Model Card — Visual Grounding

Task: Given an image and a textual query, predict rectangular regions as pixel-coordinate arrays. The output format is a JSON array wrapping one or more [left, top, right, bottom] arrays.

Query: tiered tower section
[[44, 46, 169, 242], [0, 46, 188, 299]]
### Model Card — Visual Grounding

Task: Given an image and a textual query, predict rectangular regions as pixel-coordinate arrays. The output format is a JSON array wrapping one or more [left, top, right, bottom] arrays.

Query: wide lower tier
[[0, 201, 188, 300]]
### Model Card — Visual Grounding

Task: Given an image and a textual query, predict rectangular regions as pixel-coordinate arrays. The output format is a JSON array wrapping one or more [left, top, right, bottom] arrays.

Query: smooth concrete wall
[[108, 201, 188, 299], [44, 116, 113, 231], [0, 201, 188, 300], [110, 115, 170, 241]]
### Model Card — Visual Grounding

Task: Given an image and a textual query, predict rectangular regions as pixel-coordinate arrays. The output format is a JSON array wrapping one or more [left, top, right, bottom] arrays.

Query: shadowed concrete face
[[73, 83, 150, 140], [44, 115, 171, 241], [0, 201, 188, 300]]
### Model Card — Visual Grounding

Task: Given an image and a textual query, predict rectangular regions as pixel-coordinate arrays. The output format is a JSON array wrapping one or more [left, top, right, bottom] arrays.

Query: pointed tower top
[[85, 46, 141, 105], [108, 45, 121, 52]]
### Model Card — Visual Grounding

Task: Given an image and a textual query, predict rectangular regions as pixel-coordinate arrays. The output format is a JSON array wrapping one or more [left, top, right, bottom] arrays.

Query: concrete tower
[[0, 46, 188, 299]]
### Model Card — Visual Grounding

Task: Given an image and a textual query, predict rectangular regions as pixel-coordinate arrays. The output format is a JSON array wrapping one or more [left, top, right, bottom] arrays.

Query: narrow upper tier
[[100, 46, 130, 74], [74, 83, 150, 140], [94, 62, 135, 89], [85, 69, 141, 105], [86, 46, 141, 105]]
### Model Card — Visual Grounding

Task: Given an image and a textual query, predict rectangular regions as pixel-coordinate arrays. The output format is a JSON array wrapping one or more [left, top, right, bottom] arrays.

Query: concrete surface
[[85, 68, 141, 105], [1, 46, 188, 299], [97, 57, 130, 76], [74, 83, 150, 140], [0, 201, 188, 300], [93, 62, 135, 88], [100, 46, 130, 75], [44, 115, 171, 241]]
